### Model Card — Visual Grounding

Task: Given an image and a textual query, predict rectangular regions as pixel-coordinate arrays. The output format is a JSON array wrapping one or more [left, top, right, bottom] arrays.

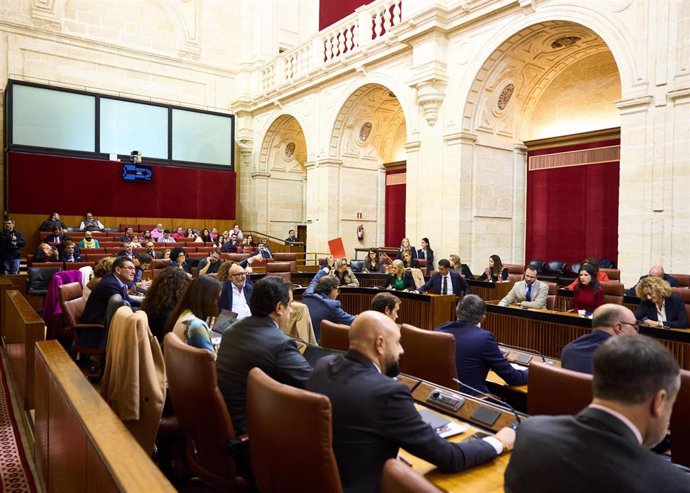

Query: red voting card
[[328, 237, 347, 260]]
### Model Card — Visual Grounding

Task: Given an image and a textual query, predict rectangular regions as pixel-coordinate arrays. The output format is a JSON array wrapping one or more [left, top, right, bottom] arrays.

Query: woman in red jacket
[[572, 263, 604, 313]]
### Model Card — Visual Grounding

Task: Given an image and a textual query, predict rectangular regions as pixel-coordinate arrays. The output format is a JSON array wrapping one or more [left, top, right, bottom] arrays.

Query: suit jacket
[[306, 350, 498, 493], [216, 315, 312, 434], [418, 270, 469, 296], [436, 321, 527, 394], [219, 281, 253, 313], [625, 273, 679, 296], [416, 248, 434, 269], [499, 280, 549, 308], [378, 271, 415, 291], [560, 330, 612, 374], [505, 407, 690, 493], [302, 269, 355, 341], [635, 294, 688, 328], [81, 273, 141, 347]]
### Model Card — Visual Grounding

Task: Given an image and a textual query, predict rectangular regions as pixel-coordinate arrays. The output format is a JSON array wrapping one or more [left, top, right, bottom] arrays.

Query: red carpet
[[0, 361, 37, 493]]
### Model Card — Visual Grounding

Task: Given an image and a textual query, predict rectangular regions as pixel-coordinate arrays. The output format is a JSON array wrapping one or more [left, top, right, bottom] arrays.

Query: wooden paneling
[[34, 340, 176, 493], [3, 289, 45, 409]]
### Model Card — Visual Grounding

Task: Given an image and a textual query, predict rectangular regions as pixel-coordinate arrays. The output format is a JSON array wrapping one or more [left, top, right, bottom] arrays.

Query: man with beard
[[306, 310, 515, 493]]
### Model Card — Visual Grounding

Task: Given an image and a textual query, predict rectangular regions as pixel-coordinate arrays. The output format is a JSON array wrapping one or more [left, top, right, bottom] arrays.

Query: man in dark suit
[[216, 276, 312, 435], [625, 264, 679, 296], [436, 295, 527, 394], [302, 259, 355, 341], [416, 258, 469, 296], [307, 310, 515, 493], [561, 304, 638, 374], [81, 256, 141, 347], [505, 335, 689, 493], [219, 262, 253, 320]]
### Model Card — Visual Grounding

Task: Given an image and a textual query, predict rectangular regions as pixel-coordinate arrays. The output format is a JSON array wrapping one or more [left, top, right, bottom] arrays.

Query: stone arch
[[328, 82, 408, 163], [257, 113, 308, 173], [459, 7, 635, 136]]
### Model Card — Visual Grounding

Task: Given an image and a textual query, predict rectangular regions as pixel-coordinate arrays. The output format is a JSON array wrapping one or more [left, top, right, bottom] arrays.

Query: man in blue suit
[[624, 265, 678, 296], [561, 304, 638, 374], [416, 258, 469, 297], [302, 257, 355, 341], [435, 294, 527, 394]]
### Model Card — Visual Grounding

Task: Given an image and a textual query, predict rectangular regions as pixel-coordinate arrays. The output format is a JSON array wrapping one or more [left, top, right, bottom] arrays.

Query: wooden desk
[[397, 374, 517, 492], [293, 287, 456, 329], [484, 303, 690, 370], [468, 280, 515, 303]]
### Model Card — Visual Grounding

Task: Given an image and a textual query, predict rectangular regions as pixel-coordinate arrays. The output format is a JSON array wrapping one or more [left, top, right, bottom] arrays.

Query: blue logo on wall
[[122, 164, 153, 182]]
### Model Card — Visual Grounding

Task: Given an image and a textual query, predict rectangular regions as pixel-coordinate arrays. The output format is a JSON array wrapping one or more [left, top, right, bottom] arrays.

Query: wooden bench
[[34, 340, 176, 492], [3, 289, 45, 410]]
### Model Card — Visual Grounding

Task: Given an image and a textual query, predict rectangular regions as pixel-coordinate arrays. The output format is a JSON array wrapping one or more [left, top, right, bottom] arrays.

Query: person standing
[[0, 218, 25, 274]]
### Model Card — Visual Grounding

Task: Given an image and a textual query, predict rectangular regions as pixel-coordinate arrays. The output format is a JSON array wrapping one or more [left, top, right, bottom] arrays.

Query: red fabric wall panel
[[319, 0, 373, 30], [385, 169, 406, 248], [525, 139, 620, 266], [7, 152, 236, 220]]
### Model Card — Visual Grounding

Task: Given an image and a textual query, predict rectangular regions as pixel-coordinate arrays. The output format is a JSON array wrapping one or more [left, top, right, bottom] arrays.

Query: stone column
[[305, 159, 342, 253], [512, 143, 528, 263], [250, 171, 271, 234]]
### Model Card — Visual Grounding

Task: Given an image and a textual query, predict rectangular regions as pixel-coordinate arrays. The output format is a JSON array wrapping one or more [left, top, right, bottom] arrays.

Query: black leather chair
[[598, 258, 616, 269], [529, 259, 546, 273], [27, 266, 62, 296]]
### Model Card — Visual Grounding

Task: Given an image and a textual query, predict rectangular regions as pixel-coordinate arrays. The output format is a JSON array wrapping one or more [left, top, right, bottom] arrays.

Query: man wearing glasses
[[561, 304, 638, 374], [81, 256, 141, 349], [219, 263, 253, 320]]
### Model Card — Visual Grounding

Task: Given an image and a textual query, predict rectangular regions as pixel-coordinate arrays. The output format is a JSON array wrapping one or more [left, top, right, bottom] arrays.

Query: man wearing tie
[[81, 256, 141, 348], [416, 258, 469, 297], [498, 265, 548, 309]]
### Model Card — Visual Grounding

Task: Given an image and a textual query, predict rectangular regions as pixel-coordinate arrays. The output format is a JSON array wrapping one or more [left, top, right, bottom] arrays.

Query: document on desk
[[418, 408, 468, 438], [510, 363, 526, 370]]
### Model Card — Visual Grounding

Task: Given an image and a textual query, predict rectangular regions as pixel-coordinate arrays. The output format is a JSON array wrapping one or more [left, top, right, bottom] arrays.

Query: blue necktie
[[525, 284, 532, 301]]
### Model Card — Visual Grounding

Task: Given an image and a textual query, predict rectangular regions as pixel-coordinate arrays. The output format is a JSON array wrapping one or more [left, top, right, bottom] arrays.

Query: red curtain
[[525, 139, 620, 266], [7, 152, 236, 220], [385, 169, 405, 247]]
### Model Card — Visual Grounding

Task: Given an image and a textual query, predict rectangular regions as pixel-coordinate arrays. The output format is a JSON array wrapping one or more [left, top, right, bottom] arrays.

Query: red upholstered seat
[[400, 324, 457, 389], [527, 361, 592, 415]]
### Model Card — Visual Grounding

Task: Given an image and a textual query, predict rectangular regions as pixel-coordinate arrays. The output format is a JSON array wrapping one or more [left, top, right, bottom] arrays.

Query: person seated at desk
[[565, 258, 609, 290], [561, 304, 639, 374], [45, 226, 66, 244], [306, 311, 515, 493], [197, 248, 223, 276], [371, 292, 401, 322], [362, 249, 383, 273], [634, 276, 688, 328], [378, 259, 415, 291], [285, 229, 299, 244], [572, 263, 604, 313], [331, 257, 359, 287], [400, 249, 420, 269], [34, 242, 59, 263], [39, 212, 68, 232], [165, 275, 222, 357], [449, 254, 474, 279], [170, 247, 191, 275], [436, 295, 528, 395], [216, 276, 312, 435], [625, 265, 679, 296], [478, 254, 509, 282], [302, 257, 356, 341], [218, 261, 253, 321], [505, 335, 690, 493], [417, 258, 469, 296], [498, 265, 548, 309], [59, 240, 82, 262]]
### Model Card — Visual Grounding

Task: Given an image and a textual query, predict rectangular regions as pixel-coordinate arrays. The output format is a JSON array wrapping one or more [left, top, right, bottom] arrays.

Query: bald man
[[219, 262, 253, 320], [625, 265, 678, 296], [306, 311, 515, 493], [561, 304, 639, 374]]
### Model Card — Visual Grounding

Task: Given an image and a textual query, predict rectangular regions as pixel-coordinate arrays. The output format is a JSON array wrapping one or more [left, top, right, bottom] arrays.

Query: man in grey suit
[[498, 265, 548, 309], [505, 335, 689, 493], [216, 276, 312, 434]]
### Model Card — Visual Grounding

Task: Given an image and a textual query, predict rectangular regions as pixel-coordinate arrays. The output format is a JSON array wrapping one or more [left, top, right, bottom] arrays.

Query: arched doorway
[[462, 21, 622, 268]]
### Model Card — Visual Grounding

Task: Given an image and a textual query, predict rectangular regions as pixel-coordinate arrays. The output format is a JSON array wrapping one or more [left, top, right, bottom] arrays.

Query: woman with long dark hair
[[362, 249, 382, 273], [417, 237, 434, 270], [142, 267, 192, 342], [572, 263, 604, 313], [479, 254, 509, 282]]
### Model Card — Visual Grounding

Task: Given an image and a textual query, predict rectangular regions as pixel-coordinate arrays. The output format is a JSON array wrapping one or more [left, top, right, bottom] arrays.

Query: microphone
[[498, 342, 547, 363], [452, 378, 521, 427]]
